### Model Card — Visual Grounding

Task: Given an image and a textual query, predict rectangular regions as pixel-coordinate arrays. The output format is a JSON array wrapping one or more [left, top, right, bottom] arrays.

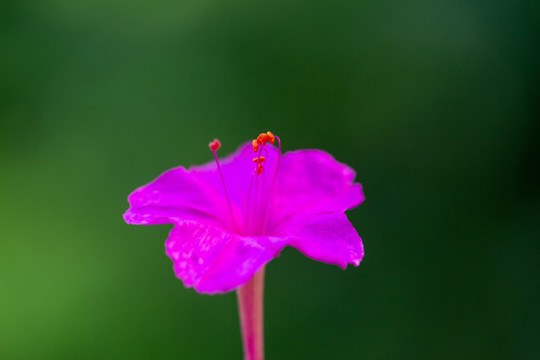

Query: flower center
[[208, 132, 281, 236]]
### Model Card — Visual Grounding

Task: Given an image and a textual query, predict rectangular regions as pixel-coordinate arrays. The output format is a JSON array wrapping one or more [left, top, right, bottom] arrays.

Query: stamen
[[257, 133, 267, 145], [208, 139, 236, 229], [245, 131, 281, 235], [260, 134, 282, 235], [266, 131, 275, 144], [258, 148, 269, 176], [256, 132, 274, 147], [245, 170, 256, 232]]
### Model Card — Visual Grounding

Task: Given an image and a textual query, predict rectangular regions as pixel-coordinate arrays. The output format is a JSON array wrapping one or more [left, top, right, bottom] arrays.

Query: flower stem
[[237, 267, 265, 360]]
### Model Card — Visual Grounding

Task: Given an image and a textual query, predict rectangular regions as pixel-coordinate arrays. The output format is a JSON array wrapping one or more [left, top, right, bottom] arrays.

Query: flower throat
[[208, 132, 282, 236]]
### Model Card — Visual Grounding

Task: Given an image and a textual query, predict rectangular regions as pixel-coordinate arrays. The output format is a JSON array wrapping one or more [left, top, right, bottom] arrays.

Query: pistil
[[209, 139, 237, 231]]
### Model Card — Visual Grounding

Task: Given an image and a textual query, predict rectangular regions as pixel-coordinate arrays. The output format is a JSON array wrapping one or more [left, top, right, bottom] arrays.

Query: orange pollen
[[209, 138, 221, 151], [253, 131, 276, 148], [250, 131, 278, 176], [266, 131, 275, 144]]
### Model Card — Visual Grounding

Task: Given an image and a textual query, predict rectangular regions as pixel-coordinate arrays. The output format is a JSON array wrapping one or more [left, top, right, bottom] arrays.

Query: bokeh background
[[1, 1, 539, 359]]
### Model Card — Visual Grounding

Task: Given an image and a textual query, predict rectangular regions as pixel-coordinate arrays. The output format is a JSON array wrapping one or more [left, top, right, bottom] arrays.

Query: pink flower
[[123, 133, 365, 294]]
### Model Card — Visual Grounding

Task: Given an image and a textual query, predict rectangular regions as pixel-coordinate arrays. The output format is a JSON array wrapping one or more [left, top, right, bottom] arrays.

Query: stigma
[[209, 138, 221, 151]]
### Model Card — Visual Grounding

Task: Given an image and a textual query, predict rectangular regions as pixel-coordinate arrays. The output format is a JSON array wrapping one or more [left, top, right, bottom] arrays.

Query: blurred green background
[[1, 0, 539, 359]]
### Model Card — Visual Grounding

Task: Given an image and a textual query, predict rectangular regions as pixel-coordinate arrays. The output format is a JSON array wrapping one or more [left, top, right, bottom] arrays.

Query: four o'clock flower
[[123, 132, 365, 360]]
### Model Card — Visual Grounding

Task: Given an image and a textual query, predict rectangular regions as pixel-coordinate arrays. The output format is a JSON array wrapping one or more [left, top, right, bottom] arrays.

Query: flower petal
[[123, 166, 226, 227], [165, 221, 287, 294], [124, 142, 280, 234], [284, 213, 364, 269], [271, 149, 364, 226]]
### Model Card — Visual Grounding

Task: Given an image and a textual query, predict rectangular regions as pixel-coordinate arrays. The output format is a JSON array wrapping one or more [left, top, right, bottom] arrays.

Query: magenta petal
[[284, 213, 364, 269], [124, 140, 366, 294], [125, 142, 281, 234], [123, 166, 225, 226], [165, 221, 287, 294], [272, 149, 364, 225]]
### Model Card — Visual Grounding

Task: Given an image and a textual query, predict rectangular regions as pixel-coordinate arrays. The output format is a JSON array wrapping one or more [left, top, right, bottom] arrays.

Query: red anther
[[266, 131, 275, 144], [252, 156, 266, 163], [209, 138, 221, 151], [257, 133, 268, 145], [257, 164, 264, 174], [252, 139, 259, 152]]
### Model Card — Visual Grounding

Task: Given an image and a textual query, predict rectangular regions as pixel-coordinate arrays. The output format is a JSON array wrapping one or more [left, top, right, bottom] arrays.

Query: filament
[[210, 146, 237, 231]]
